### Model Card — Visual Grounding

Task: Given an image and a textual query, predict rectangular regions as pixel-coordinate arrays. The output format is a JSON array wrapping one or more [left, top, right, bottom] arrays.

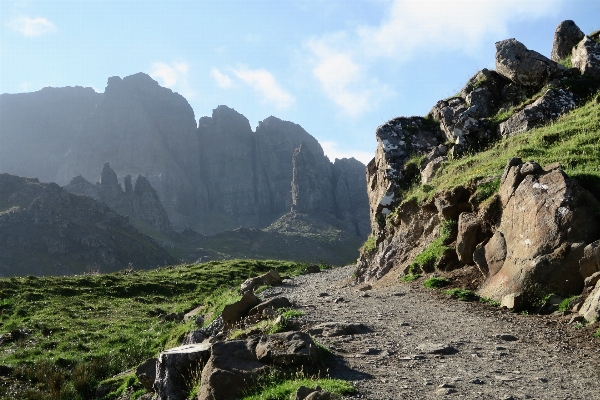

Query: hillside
[[0, 174, 174, 276]]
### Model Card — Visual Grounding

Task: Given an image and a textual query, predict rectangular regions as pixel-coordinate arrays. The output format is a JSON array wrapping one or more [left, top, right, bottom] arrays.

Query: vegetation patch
[[400, 274, 421, 282], [423, 277, 450, 289], [360, 235, 377, 255], [400, 93, 600, 205], [558, 296, 579, 312], [474, 178, 501, 202], [241, 375, 356, 400], [408, 220, 455, 273], [444, 288, 479, 301], [479, 297, 501, 307], [0, 259, 309, 400]]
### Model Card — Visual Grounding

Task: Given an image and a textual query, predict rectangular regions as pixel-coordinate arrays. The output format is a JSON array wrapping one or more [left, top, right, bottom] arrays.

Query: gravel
[[261, 266, 600, 400]]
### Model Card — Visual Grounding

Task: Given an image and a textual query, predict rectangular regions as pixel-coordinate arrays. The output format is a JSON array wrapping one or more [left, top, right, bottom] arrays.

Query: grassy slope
[[400, 94, 600, 205], [0, 259, 311, 400]]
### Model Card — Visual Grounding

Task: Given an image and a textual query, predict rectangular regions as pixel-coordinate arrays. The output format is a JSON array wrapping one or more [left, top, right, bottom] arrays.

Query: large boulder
[[479, 160, 600, 301], [579, 280, 600, 322], [499, 88, 576, 137], [197, 339, 267, 400], [247, 296, 292, 317], [456, 213, 481, 264], [495, 39, 565, 88], [255, 331, 318, 366], [571, 36, 600, 78], [551, 20, 585, 62], [154, 343, 211, 400], [240, 270, 281, 294], [135, 358, 157, 392], [580, 240, 600, 278], [221, 292, 260, 329]]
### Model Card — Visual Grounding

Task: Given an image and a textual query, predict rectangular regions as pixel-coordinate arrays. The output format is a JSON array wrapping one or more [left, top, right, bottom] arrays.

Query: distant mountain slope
[[0, 74, 369, 241], [0, 173, 174, 276]]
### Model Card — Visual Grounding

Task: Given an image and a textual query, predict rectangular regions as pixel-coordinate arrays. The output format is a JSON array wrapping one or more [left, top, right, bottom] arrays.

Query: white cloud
[[8, 16, 56, 37], [321, 141, 374, 165], [357, 0, 562, 58], [232, 66, 295, 109], [150, 62, 195, 98], [210, 68, 233, 89], [306, 0, 560, 115]]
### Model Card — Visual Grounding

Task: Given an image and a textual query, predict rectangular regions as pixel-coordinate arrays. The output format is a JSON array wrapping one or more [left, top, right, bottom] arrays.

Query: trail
[[260, 266, 600, 400]]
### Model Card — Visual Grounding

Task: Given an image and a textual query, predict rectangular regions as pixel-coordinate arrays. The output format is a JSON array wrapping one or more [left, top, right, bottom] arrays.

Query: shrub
[[423, 277, 450, 289], [400, 274, 421, 282], [360, 235, 377, 254], [444, 288, 478, 301], [408, 219, 455, 272]]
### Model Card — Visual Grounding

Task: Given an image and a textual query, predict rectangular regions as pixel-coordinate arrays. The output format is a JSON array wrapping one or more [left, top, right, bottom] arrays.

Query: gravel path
[[261, 266, 600, 400]]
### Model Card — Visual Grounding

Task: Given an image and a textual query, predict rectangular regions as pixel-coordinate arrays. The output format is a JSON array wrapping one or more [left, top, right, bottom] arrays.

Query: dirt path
[[261, 266, 600, 400]]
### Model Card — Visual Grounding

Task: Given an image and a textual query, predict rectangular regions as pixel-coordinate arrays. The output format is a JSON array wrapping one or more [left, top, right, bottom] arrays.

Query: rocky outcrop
[[291, 142, 334, 214], [65, 163, 174, 236], [499, 87, 577, 137], [551, 20, 585, 62], [495, 38, 566, 89], [357, 20, 600, 309], [0, 173, 173, 276], [478, 160, 600, 300], [572, 36, 600, 78]]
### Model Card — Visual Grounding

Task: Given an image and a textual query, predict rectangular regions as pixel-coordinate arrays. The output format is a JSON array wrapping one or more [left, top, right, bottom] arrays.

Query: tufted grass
[[241, 376, 356, 400], [400, 93, 600, 205], [0, 259, 310, 400]]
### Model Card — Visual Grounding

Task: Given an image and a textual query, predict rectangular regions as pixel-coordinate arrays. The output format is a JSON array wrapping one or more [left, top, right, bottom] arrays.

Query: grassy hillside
[[400, 93, 600, 206], [0, 259, 314, 399]]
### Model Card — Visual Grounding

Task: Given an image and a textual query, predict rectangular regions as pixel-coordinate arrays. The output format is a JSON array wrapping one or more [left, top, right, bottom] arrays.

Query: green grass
[[400, 274, 421, 282], [359, 235, 377, 255], [229, 309, 306, 339], [474, 178, 501, 202], [423, 277, 450, 289], [401, 94, 600, 205], [407, 219, 455, 273], [559, 54, 573, 69], [479, 297, 501, 307], [558, 296, 579, 312], [241, 376, 356, 400], [444, 288, 478, 301], [0, 259, 309, 400]]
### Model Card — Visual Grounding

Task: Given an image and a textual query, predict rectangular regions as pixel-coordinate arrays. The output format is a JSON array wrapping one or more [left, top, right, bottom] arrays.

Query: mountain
[[0, 173, 174, 276], [0, 75, 369, 239]]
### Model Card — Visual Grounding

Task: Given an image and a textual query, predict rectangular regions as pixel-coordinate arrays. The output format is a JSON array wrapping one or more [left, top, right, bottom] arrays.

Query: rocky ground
[[260, 266, 600, 400]]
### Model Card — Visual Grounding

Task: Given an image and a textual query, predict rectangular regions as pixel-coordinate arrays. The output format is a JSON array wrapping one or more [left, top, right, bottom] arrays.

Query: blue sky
[[1, 0, 599, 164]]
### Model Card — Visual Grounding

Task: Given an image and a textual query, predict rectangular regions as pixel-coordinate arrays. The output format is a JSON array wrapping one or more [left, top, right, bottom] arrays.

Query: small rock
[[497, 334, 518, 341], [416, 343, 458, 355], [305, 265, 320, 274], [470, 378, 485, 384], [333, 297, 345, 303], [318, 292, 329, 297]]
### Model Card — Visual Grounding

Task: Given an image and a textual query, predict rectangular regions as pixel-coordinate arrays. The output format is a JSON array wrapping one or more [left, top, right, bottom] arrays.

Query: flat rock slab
[[309, 322, 370, 337]]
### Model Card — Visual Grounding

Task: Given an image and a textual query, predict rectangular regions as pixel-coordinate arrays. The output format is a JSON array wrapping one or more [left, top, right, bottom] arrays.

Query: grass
[[423, 277, 450, 289], [0, 259, 311, 400], [359, 235, 377, 255], [558, 296, 579, 312], [407, 219, 455, 273], [400, 93, 600, 205], [479, 297, 501, 307], [229, 309, 305, 339], [474, 178, 501, 202], [400, 274, 421, 282], [241, 376, 355, 400], [444, 288, 478, 301]]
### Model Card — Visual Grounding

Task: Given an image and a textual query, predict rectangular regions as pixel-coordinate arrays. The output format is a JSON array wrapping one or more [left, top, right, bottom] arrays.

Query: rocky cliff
[[64, 162, 175, 237], [0, 76, 369, 253], [0, 173, 174, 276], [357, 20, 600, 310]]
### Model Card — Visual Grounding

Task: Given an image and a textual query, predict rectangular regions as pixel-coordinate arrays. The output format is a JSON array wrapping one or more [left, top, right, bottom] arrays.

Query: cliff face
[[0, 74, 369, 249], [0, 173, 174, 276], [0, 86, 102, 183], [64, 162, 175, 237], [357, 20, 600, 306]]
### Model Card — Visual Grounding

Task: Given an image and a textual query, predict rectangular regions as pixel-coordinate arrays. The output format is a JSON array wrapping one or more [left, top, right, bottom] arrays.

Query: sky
[[1, 0, 599, 165]]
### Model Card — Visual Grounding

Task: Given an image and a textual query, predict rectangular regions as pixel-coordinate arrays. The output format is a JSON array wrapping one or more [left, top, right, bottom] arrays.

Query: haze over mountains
[[0, 72, 369, 274]]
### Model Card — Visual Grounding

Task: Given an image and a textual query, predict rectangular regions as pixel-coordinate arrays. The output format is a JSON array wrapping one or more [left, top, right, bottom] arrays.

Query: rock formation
[[0, 173, 173, 276], [65, 162, 174, 236], [357, 20, 600, 308], [0, 76, 369, 258]]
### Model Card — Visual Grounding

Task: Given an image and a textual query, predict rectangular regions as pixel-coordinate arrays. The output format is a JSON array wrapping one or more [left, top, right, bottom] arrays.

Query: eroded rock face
[[572, 36, 600, 78], [367, 117, 444, 234], [551, 20, 585, 62], [499, 88, 577, 137], [479, 161, 600, 300], [495, 39, 565, 88], [291, 142, 334, 214], [155, 343, 212, 400], [65, 163, 174, 236], [579, 280, 600, 322]]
